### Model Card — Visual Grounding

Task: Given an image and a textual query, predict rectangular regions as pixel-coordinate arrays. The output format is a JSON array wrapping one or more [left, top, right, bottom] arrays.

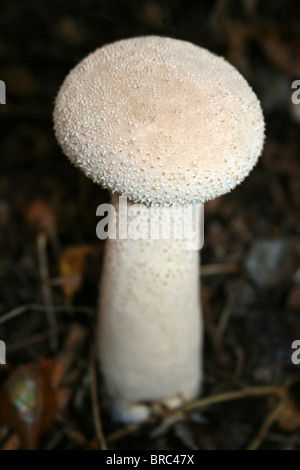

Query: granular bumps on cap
[[54, 36, 264, 206]]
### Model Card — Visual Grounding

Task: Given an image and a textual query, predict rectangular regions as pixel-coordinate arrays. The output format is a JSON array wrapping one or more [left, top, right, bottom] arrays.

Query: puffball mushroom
[[53, 36, 264, 422]]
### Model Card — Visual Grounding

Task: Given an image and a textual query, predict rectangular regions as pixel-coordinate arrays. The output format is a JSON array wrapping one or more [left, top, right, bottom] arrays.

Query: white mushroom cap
[[54, 36, 264, 206]]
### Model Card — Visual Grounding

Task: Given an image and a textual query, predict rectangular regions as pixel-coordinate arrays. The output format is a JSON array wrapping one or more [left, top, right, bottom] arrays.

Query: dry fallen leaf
[[276, 382, 300, 431], [25, 199, 57, 236], [0, 359, 68, 449], [0, 324, 87, 449], [56, 245, 95, 299]]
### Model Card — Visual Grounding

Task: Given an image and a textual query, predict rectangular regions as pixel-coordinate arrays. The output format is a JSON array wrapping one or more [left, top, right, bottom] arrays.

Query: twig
[[231, 217, 253, 243], [247, 400, 286, 450], [0, 303, 94, 325], [201, 262, 238, 277], [89, 347, 107, 450], [45, 429, 65, 450], [52, 323, 87, 388], [59, 417, 88, 447], [108, 417, 156, 443], [0, 304, 33, 325], [108, 384, 285, 443], [202, 292, 229, 365], [263, 432, 300, 448], [1, 434, 21, 450], [172, 384, 284, 415], [232, 345, 245, 382], [6, 326, 66, 353], [37, 232, 58, 350], [217, 290, 238, 334]]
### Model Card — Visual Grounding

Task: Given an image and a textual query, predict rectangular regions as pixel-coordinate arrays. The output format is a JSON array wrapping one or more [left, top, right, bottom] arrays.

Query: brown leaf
[[0, 359, 64, 449], [0, 324, 87, 449], [276, 399, 300, 431], [25, 199, 56, 236], [57, 245, 97, 299], [276, 383, 300, 431], [1, 434, 21, 451]]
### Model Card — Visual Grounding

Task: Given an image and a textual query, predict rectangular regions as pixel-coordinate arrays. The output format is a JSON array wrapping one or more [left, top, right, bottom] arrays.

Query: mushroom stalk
[[98, 195, 202, 422]]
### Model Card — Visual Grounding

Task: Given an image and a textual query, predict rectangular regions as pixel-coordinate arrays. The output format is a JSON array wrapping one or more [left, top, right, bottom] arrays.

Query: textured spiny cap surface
[[54, 36, 264, 205]]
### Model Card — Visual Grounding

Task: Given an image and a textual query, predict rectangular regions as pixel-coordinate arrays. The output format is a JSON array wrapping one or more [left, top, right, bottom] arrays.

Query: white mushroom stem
[[98, 194, 203, 423]]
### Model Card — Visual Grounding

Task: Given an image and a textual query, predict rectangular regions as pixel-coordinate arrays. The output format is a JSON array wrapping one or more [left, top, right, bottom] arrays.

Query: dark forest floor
[[0, 0, 300, 450]]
